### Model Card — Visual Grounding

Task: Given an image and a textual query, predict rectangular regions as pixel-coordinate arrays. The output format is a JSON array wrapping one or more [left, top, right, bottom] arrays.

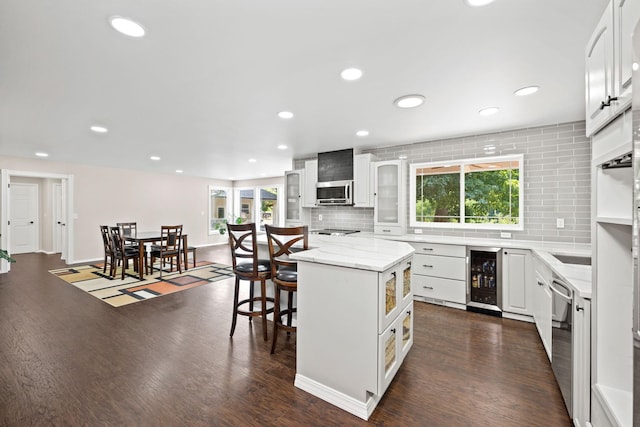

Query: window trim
[[233, 184, 284, 230], [208, 185, 232, 235], [409, 154, 524, 230]]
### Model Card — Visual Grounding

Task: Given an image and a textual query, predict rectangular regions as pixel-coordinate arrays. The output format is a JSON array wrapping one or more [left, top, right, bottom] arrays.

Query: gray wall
[[295, 120, 590, 243]]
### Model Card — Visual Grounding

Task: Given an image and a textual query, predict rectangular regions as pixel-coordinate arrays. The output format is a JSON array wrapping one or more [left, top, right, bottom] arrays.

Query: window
[[410, 154, 523, 230], [233, 185, 283, 230], [209, 186, 231, 234]]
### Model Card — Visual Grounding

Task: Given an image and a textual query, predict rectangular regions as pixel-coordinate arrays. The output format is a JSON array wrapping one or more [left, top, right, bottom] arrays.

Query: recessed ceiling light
[[356, 130, 369, 137], [278, 111, 294, 119], [90, 125, 108, 133], [514, 86, 540, 96], [465, 0, 496, 6], [35, 152, 49, 157], [248, 158, 257, 163], [277, 144, 288, 150], [633, 62, 639, 71], [394, 95, 425, 109], [341, 68, 363, 81], [109, 16, 146, 37], [479, 107, 500, 116], [150, 156, 161, 161], [175, 169, 183, 174]]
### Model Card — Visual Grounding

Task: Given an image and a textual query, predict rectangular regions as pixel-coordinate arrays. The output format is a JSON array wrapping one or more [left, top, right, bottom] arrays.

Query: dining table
[[125, 231, 189, 280]]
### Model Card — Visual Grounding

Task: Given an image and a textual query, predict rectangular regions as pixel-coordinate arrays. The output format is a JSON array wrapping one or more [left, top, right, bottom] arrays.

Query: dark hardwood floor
[[0, 246, 571, 426]]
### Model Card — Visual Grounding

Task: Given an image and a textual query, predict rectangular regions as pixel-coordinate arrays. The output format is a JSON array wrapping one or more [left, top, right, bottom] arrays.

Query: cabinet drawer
[[374, 225, 402, 236], [413, 275, 466, 304], [410, 242, 465, 257], [413, 254, 466, 281]]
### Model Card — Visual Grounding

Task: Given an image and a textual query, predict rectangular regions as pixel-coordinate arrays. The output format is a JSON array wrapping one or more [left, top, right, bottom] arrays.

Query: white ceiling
[[0, 0, 608, 181]]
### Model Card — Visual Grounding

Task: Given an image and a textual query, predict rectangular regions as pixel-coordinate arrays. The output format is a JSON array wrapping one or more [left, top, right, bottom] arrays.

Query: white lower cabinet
[[573, 297, 591, 427], [379, 301, 414, 394], [502, 249, 532, 316], [410, 242, 466, 306], [533, 255, 553, 360], [295, 255, 414, 421]]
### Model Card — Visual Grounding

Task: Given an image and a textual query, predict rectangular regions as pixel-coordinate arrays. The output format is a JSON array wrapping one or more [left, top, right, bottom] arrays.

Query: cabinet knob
[[422, 264, 433, 268], [576, 305, 584, 312], [390, 328, 396, 334], [391, 271, 396, 277], [406, 310, 412, 315], [537, 280, 544, 287], [423, 286, 434, 290], [423, 247, 434, 251]]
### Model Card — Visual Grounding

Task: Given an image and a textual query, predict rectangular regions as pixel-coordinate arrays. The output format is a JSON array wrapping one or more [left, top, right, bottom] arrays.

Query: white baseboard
[[294, 374, 379, 421]]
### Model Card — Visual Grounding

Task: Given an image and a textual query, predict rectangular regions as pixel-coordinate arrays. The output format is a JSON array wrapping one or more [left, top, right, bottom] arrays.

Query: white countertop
[[258, 231, 592, 298], [275, 234, 414, 272]]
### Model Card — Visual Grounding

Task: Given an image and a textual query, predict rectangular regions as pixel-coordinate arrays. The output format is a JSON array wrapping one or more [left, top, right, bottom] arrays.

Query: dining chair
[[109, 226, 143, 280], [264, 224, 308, 354], [227, 222, 275, 341], [116, 222, 139, 250], [150, 225, 183, 277], [99, 225, 115, 277]]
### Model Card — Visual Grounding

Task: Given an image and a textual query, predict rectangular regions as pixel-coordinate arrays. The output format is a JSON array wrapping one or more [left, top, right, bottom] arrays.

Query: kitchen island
[[289, 235, 414, 420]]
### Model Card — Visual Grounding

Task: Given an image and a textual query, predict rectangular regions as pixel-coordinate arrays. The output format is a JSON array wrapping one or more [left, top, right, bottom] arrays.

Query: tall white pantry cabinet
[[586, 1, 640, 426]]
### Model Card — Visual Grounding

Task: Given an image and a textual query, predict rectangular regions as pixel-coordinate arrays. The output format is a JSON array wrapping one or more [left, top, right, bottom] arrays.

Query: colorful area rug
[[49, 261, 234, 307]]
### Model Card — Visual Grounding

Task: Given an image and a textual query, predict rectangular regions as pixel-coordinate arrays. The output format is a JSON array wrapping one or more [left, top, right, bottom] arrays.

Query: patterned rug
[[49, 261, 234, 307]]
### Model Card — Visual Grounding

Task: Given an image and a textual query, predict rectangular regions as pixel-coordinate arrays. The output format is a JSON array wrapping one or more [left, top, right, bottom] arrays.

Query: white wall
[[0, 155, 233, 263]]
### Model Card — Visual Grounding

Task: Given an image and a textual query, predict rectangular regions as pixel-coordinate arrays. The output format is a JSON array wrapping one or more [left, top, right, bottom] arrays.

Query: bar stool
[[228, 222, 274, 341], [265, 224, 308, 354]]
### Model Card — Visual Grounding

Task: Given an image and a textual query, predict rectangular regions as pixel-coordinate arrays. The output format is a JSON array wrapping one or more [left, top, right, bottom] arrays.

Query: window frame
[[208, 185, 232, 235], [233, 184, 284, 231], [409, 154, 524, 230]]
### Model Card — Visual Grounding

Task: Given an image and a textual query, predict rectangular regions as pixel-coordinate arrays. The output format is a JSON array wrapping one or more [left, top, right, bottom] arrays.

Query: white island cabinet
[[290, 235, 414, 420]]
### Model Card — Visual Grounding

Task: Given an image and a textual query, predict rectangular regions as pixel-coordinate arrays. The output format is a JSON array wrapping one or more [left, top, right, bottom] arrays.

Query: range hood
[[317, 148, 353, 182]]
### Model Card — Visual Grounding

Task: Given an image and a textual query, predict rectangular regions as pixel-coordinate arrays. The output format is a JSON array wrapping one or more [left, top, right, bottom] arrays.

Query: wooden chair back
[[159, 225, 183, 252], [227, 222, 259, 274], [264, 225, 308, 275], [100, 225, 113, 255], [117, 222, 137, 239]]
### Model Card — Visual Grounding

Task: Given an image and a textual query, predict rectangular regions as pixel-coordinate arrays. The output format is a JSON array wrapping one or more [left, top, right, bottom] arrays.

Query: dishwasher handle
[[550, 279, 573, 304]]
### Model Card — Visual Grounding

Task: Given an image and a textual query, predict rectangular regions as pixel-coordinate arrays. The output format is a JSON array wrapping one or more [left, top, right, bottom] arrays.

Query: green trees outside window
[[411, 155, 522, 229]]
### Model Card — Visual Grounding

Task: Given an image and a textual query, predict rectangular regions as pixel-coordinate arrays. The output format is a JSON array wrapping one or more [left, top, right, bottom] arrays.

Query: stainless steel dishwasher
[[550, 277, 573, 418]]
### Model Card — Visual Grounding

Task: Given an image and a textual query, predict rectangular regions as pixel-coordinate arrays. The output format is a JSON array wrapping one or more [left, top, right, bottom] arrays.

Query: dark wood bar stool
[[227, 223, 275, 341], [265, 224, 308, 354]]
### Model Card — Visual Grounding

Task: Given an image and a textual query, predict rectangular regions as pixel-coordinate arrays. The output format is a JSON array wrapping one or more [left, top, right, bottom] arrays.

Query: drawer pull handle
[[391, 328, 396, 334], [422, 265, 433, 268], [382, 229, 391, 232], [391, 271, 396, 278], [423, 286, 434, 290], [537, 280, 544, 287], [576, 305, 584, 312], [422, 248, 434, 251], [406, 310, 412, 315]]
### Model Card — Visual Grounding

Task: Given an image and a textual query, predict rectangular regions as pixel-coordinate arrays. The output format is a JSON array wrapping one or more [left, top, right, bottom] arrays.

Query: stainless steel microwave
[[316, 180, 353, 206]]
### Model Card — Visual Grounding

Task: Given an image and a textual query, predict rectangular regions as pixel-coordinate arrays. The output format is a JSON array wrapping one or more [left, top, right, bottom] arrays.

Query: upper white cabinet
[[502, 249, 532, 316], [285, 169, 310, 226], [586, 0, 640, 136], [354, 153, 377, 208], [586, 2, 615, 137], [614, 0, 640, 111], [302, 159, 317, 208], [373, 160, 406, 236]]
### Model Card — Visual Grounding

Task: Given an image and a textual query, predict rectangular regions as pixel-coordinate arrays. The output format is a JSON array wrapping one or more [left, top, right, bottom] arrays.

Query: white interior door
[[53, 182, 66, 254], [10, 183, 38, 254]]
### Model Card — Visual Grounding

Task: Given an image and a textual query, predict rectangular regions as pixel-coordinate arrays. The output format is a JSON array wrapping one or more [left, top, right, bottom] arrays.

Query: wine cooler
[[467, 247, 502, 316]]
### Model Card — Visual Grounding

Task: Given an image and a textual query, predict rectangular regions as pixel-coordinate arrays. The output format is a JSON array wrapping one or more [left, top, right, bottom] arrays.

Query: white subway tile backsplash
[[300, 120, 590, 243]]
